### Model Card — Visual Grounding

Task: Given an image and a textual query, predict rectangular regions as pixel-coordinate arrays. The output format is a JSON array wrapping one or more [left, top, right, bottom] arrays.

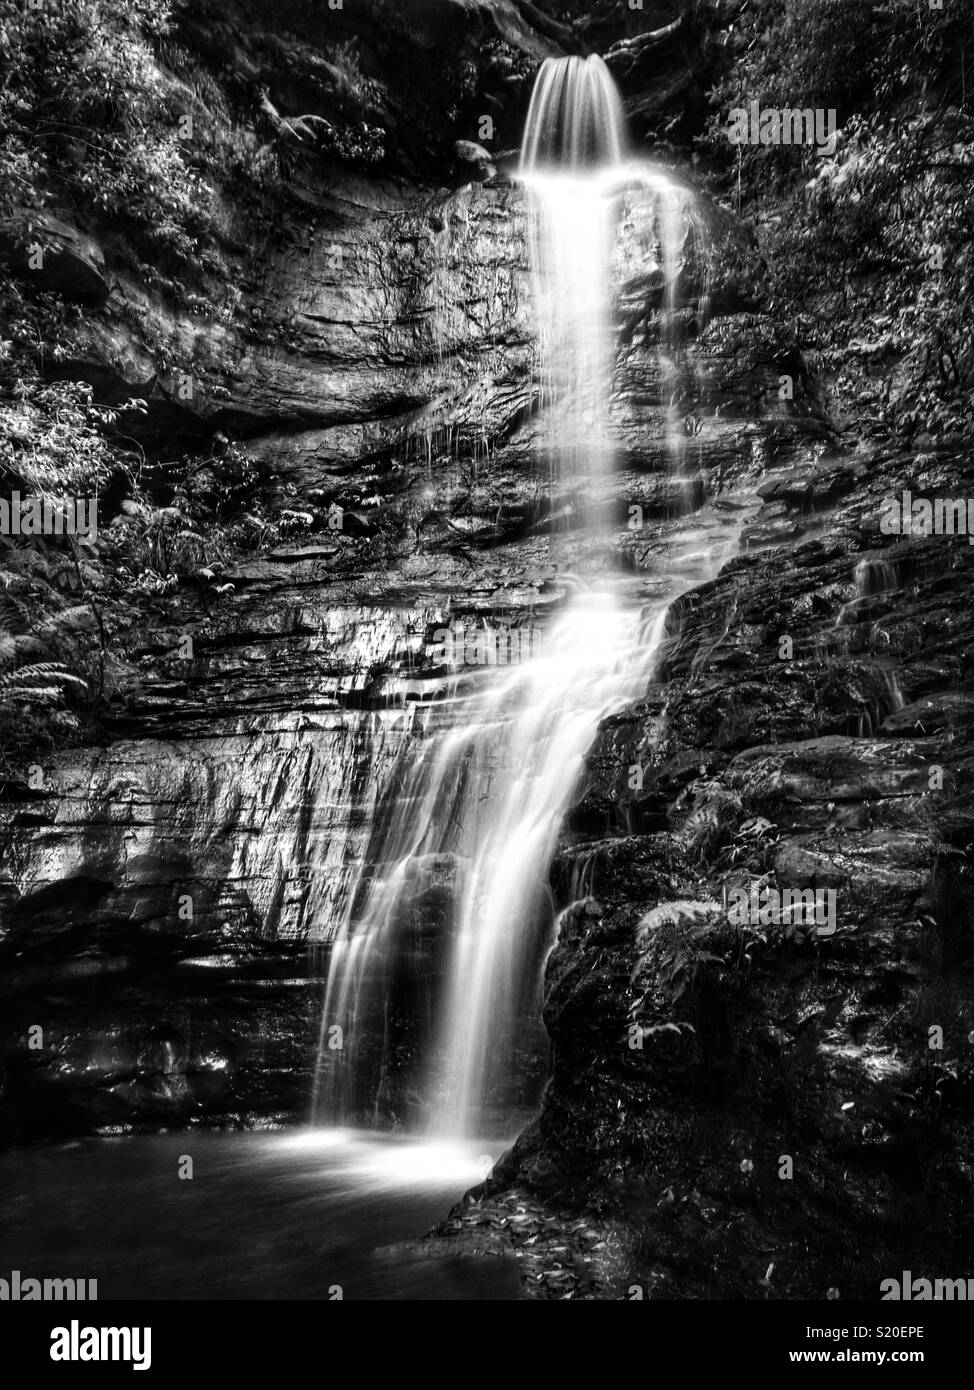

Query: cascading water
[[832, 555, 907, 729], [313, 55, 737, 1142], [520, 54, 626, 169], [519, 55, 624, 518]]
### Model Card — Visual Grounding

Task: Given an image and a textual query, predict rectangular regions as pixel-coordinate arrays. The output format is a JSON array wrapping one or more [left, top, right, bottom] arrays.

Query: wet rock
[[0, 212, 109, 303], [265, 546, 342, 563], [0, 604, 438, 1136], [881, 691, 974, 737], [756, 461, 859, 505], [462, 442, 974, 1298], [454, 140, 497, 182]]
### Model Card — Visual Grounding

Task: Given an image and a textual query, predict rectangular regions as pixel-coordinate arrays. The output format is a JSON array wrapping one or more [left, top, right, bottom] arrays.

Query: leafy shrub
[[0, 0, 221, 263], [700, 0, 974, 438], [0, 363, 144, 503]]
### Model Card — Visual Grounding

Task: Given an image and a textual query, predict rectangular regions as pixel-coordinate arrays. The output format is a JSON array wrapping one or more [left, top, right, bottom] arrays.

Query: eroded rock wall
[[437, 443, 974, 1299]]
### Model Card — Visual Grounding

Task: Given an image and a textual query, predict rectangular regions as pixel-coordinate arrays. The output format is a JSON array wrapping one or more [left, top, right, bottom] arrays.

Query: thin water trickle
[[831, 555, 907, 718]]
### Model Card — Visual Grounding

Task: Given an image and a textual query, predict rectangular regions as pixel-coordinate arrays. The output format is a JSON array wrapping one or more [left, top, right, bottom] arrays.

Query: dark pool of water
[[0, 1129, 520, 1300]]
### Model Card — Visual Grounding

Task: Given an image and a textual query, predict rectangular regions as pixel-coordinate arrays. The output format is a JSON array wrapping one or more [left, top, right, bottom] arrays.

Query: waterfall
[[313, 55, 732, 1141], [518, 56, 700, 503], [519, 60, 620, 517]]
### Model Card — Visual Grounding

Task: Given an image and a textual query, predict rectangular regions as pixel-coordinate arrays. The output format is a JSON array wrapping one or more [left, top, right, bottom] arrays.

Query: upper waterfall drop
[[519, 54, 627, 173], [517, 56, 627, 515], [518, 54, 704, 488]]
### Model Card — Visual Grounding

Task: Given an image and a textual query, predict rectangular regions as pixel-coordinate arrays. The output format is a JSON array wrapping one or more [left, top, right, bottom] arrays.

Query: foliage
[[714, 813, 779, 873], [702, 0, 970, 182], [0, 0, 221, 265], [632, 901, 725, 1005], [0, 660, 86, 698], [700, 0, 974, 439], [0, 579, 96, 763], [0, 358, 145, 503], [314, 38, 385, 163]]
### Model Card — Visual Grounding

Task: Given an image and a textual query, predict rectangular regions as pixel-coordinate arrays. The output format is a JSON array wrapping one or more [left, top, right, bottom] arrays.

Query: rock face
[[0, 154, 817, 1140], [0, 604, 433, 1138], [0, 213, 109, 304], [0, 0, 835, 1146], [431, 443, 974, 1298]]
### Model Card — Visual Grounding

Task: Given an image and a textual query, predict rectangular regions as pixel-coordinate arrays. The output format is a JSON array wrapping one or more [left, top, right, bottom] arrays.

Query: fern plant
[[0, 587, 90, 766], [631, 900, 725, 1009], [0, 661, 88, 706]]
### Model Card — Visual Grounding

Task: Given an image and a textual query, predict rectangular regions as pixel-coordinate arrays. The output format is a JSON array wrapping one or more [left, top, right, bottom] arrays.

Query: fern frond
[[0, 662, 88, 693], [0, 593, 32, 636], [36, 606, 96, 639], [0, 686, 64, 704], [10, 635, 46, 662]]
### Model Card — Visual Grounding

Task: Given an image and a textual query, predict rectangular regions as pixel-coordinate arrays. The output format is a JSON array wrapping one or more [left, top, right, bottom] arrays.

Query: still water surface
[[0, 1129, 519, 1300]]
